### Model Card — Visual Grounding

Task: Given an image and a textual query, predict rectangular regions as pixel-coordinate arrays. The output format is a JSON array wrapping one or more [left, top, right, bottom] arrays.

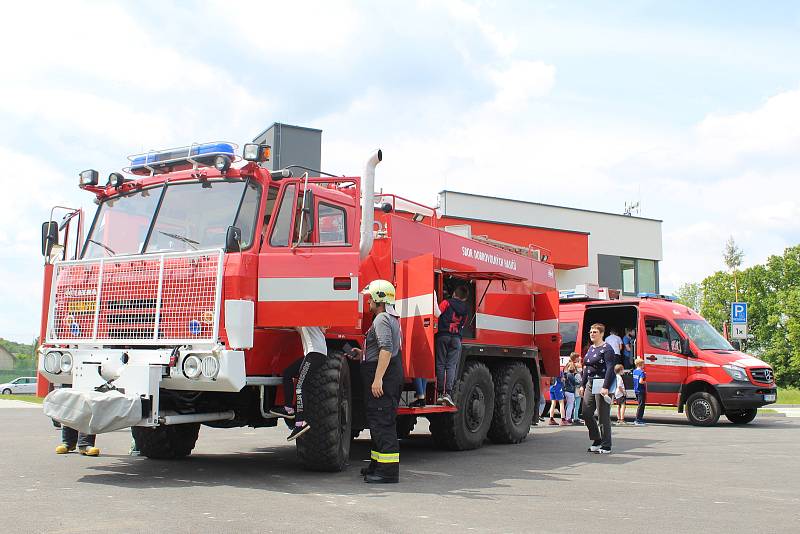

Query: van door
[[396, 254, 436, 382], [257, 182, 361, 327], [642, 315, 688, 405]]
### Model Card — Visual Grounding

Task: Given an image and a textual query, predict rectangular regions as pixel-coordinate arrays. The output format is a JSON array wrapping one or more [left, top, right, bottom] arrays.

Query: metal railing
[[46, 249, 224, 346]]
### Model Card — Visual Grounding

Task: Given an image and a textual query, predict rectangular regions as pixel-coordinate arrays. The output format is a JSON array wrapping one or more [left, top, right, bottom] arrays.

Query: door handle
[[423, 318, 431, 327], [333, 277, 352, 290]]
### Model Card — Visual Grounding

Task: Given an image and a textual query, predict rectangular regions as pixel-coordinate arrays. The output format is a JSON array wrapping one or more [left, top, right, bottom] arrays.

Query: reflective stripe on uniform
[[370, 450, 399, 463]]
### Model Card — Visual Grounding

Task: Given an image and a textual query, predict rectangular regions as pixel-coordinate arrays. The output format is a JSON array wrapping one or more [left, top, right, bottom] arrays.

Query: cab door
[[641, 315, 688, 405], [257, 182, 361, 327], [395, 254, 436, 382]]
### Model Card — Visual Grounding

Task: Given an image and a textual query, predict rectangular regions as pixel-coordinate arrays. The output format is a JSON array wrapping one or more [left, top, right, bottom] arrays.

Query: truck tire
[[685, 391, 721, 426], [725, 408, 757, 424], [132, 423, 200, 459], [295, 352, 352, 472], [429, 361, 494, 451], [488, 362, 534, 444], [397, 415, 417, 440]]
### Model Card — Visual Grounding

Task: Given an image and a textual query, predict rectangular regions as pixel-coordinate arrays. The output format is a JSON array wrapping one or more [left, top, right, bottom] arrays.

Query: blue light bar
[[126, 142, 237, 176]]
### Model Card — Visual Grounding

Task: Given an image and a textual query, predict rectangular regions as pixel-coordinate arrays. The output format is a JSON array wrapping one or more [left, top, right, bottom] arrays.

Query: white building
[[438, 191, 663, 296]]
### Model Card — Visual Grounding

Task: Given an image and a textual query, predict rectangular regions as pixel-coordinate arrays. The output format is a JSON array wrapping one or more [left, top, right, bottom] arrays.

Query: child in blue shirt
[[633, 358, 647, 425]]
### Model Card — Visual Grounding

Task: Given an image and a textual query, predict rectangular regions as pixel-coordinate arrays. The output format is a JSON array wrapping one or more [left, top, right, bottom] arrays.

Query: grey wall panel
[[597, 254, 621, 290]]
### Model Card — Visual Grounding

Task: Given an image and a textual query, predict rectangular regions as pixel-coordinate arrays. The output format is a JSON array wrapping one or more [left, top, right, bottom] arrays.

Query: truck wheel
[[685, 392, 721, 426], [429, 361, 494, 451], [397, 415, 417, 440], [725, 408, 757, 424], [132, 423, 200, 459], [488, 362, 534, 444], [295, 352, 352, 472]]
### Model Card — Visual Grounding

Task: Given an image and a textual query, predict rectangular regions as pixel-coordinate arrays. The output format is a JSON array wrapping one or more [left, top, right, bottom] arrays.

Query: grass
[[0, 394, 43, 404], [777, 388, 800, 405]]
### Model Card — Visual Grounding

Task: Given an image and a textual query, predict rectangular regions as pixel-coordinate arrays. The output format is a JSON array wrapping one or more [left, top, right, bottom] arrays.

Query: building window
[[620, 258, 636, 294], [637, 259, 657, 294]]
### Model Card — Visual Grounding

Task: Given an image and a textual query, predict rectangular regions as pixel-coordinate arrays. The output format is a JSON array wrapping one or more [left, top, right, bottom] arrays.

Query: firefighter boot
[[55, 443, 76, 454], [365, 462, 399, 484], [79, 446, 101, 456]]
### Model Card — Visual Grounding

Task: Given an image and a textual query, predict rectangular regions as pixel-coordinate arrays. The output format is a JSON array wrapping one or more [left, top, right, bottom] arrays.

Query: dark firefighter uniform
[[361, 301, 403, 483]]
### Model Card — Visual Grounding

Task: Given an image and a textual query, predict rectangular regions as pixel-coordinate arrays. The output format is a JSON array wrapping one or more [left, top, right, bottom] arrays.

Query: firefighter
[[351, 279, 403, 484]]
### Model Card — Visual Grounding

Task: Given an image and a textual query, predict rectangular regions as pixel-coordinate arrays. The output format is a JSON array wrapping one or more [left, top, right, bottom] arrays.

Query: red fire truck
[[38, 142, 561, 470], [559, 291, 776, 426]]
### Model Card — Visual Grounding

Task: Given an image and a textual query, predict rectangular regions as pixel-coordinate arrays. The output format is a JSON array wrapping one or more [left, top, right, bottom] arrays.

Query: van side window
[[644, 317, 682, 354], [269, 184, 297, 247], [559, 321, 578, 356]]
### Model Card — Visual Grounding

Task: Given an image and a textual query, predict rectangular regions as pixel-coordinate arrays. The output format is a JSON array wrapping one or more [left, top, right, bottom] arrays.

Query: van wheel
[[488, 363, 534, 444], [295, 352, 352, 472], [725, 408, 757, 424], [132, 423, 200, 459], [685, 392, 721, 426], [429, 361, 494, 450]]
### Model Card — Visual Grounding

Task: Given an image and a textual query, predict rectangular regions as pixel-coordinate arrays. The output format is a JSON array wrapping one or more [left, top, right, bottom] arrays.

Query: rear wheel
[[429, 361, 494, 450], [725, 408, 757, 424], [488, 363, 534, 444], [132, 423, 200, 459], [685, 391, 721, 426], [295, 352, 352, 472]]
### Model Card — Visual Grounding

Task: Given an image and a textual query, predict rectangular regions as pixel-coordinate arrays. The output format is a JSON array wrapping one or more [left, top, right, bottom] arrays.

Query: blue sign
[[731, 302, 748, 323]]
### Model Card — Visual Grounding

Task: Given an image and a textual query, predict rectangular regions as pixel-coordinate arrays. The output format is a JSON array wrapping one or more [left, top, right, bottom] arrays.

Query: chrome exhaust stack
[[359, 149, 383, 260]]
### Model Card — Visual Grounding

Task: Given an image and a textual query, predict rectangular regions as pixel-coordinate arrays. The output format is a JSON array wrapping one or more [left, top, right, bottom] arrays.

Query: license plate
[[764, 394, 776, 402], [68, 300, 96, 314]]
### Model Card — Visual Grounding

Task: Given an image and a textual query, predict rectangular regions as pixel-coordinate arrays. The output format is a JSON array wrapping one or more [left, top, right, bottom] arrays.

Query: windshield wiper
[[87, 238, 116, 256], [159, 231, 199, 250]]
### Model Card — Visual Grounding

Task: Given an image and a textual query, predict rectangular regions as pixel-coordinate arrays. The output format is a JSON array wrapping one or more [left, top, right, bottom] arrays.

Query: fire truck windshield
[[83, 180, 261, 258], [674, 319, 735, 351]]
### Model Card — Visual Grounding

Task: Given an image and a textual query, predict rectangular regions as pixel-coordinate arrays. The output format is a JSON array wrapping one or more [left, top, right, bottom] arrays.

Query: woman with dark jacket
[[578, 323, 619, 454]]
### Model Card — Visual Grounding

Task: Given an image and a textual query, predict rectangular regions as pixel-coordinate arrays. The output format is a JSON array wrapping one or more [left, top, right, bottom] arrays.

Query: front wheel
[[1, 388, 11, 395], [295, 352, 352, 472], [685, 392, 721, 426], [725, 408, 757, 424]]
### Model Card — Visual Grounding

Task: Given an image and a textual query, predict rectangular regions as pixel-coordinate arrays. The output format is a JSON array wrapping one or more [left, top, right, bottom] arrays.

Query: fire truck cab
[[559, 291, 777, 426], [38, 141, 561, 471]]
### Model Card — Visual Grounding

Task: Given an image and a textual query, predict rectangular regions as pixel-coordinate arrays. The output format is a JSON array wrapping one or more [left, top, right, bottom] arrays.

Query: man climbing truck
[[39, 140, 561, 471]]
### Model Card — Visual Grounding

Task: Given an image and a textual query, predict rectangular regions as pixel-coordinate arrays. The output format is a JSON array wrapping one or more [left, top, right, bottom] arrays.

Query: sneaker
[[79, 446, 101, 456], [269, 406, 296, 419], [634, 420, 646, 426], [410, 398, 426, 408], [548, 418, 558, 426], [573, 419, 584, 425], [595, 447, 612, 454], [55, 443, 75, 454], [440, 394, 455, 407], [559, 419, 570, 426], [588, 440, 602, 452], [287, 423, 311, 441]]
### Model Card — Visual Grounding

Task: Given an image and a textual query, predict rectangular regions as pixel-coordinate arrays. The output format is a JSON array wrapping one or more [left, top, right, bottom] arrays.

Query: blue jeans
[[61, 426, 95, 448], [412, 378, 426, 398], [573, 394, 582, 420], [435, 335, 462, 395]]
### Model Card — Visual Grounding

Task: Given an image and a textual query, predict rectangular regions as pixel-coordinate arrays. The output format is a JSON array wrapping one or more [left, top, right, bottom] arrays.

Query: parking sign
[[731, 302, 747, 323]]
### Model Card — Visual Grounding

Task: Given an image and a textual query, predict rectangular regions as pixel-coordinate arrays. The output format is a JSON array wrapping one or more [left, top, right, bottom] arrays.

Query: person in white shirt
[[613, 363, 627, 424], [605, 328, 623, 356]]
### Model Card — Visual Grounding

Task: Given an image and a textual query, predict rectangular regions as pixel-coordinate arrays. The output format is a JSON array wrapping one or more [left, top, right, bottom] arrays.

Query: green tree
[[723, 236, 744, 301], [675, 282, 702, 311]]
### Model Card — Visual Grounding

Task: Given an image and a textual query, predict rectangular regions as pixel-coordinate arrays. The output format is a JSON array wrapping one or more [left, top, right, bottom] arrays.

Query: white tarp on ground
[[43, 388, 142, 434]]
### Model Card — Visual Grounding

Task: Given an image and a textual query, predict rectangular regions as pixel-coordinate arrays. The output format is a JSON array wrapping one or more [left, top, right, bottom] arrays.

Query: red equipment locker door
[[395, 254, 436, 381], [534, 290, 561, 377], [257, 183, 361, 327]]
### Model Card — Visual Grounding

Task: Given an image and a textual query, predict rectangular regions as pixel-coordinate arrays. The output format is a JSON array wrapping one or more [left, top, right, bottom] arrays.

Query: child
[[562, 362, 579, 425], [436, 285, 469, 406], [613, 363, 627, 424], [633, 358, 647, 425], [548, 373, 566, 425]]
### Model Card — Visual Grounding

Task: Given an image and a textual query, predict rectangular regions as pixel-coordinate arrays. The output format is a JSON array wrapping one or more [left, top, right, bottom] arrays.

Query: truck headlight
[[201, 355, 219, 379], [44, 351, 60, 374], [59, 352, 73, 374], [723, 364, 748, 382], [182, 355, 202, 380]]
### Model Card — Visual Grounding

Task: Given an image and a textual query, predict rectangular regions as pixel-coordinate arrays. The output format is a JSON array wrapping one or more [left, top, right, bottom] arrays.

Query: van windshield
[[674, 319, 734, 350]]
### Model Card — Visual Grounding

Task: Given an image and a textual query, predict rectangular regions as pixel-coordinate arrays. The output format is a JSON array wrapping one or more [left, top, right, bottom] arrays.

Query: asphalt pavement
[[1, 403, 798, 533]]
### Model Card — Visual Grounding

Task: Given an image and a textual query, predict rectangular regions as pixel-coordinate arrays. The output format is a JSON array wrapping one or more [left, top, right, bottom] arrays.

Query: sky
[[2, 0, 800, 343]]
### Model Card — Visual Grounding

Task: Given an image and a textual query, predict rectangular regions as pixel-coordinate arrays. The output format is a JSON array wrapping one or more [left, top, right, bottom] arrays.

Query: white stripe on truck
[[476, 313, 533, 335], [396, 293, 434, 319], [258, 277, 359, 302]]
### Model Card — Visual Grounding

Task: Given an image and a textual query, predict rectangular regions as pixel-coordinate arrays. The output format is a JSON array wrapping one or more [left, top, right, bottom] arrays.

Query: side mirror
[[41, 221, 59, 257], [225, 226, 242, 253], [302, 189, 315, 234], [681, 338, 693, 357]]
